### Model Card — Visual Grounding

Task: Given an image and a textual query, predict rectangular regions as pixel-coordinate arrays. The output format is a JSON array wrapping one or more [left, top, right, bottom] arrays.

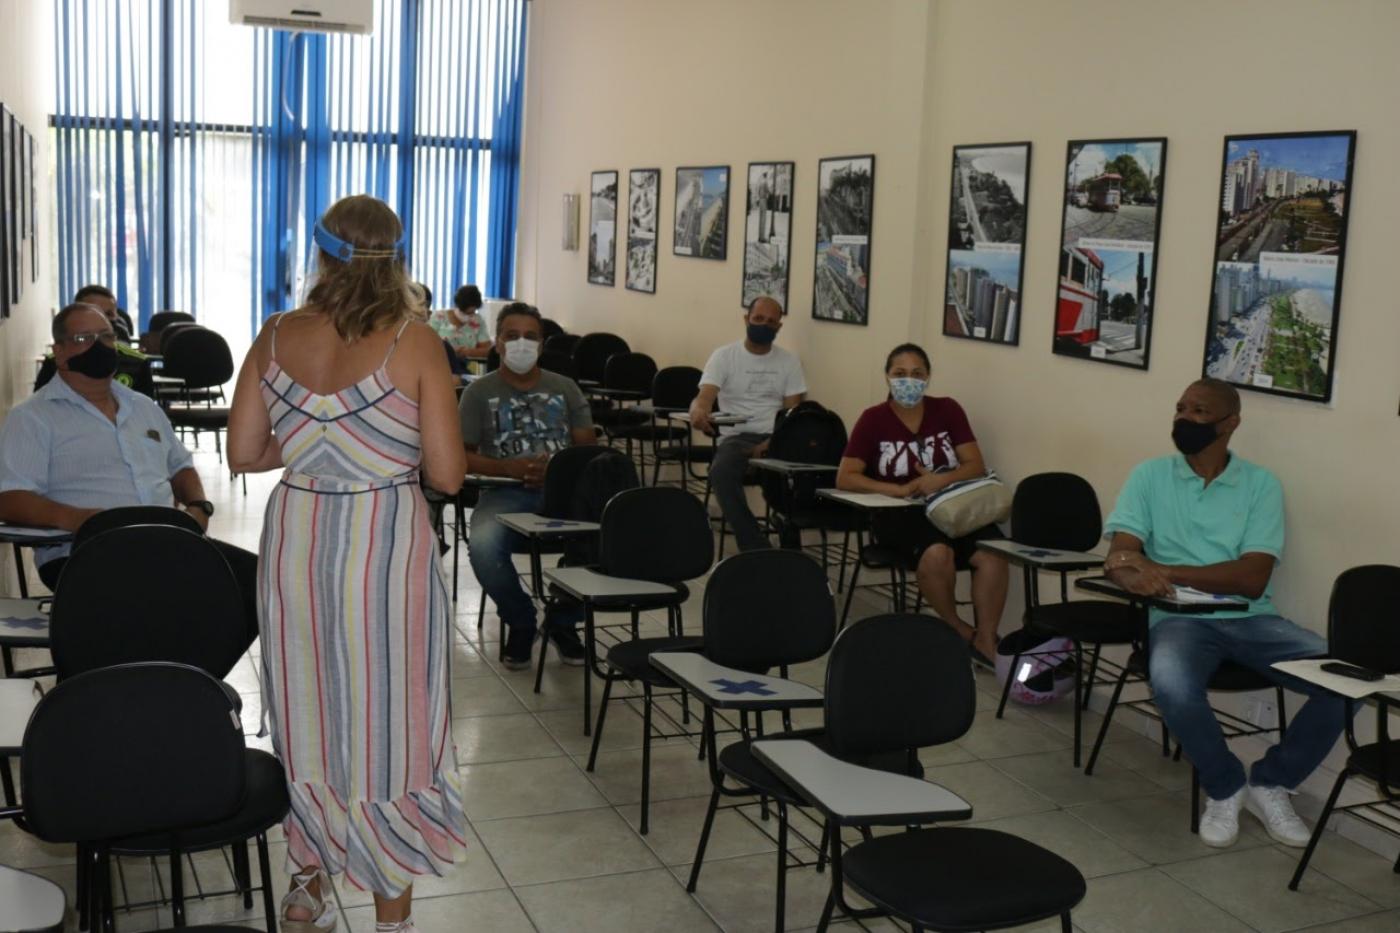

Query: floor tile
[[515, 867, 717, 932], [971, 808, 1149, 879], [536, 702, 651, 756], [674, 851, 831, 933], [1074, 866, 1254, 932], [581, 743, 717, 806], [459, 756, 607, 820], [619, 794, 779, 867], [955, 708, 1074, 760], [1285, 909, 1400, 931], [1071, 790, 1272, 865], [341, 888, 535, 932], [451, 676, 529, 717], [921, 760, 1057, 822], [451, 712, 565, 764], [1278, 835, 1400, 909], [991, 749, 1163, 807], [476, 807, 659, 885], [1098, 734, 1193, 791]]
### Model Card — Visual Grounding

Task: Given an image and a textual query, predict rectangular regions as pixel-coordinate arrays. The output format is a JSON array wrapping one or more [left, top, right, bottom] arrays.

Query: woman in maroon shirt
[[836, 343, 1008, 667]]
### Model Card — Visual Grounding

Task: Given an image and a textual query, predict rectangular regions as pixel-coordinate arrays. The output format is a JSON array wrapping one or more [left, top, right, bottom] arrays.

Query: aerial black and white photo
[[812, 154, 874, 325], [587, 169, 618, 286], [626, 168, 659, 293], [742, 161, 793, 308]]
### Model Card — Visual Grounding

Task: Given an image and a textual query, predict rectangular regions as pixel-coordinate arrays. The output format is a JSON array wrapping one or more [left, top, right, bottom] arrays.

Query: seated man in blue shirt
[[1103, 378, 1342, 850], [0, 304, 259, 638]]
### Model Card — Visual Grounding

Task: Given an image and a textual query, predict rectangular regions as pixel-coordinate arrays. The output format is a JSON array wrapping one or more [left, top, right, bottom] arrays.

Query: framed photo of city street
[[1052, 137, 1167, 370], [673, 165, 729, 260], [943, 142, 1030, 345], [586, 169, 618, 287], [742, 161, 794, 310], [1202, 130, 1355, 403], [626, 168, 659, 294], [813, 154, 874, 326]]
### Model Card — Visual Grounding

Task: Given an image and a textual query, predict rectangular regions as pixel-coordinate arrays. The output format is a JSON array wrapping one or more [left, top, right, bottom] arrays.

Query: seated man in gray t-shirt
[[458, 302, 596, 669]]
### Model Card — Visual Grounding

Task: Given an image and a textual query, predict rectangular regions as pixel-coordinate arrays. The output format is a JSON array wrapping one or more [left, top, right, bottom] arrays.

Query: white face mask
[[503, 337, 540, 374]]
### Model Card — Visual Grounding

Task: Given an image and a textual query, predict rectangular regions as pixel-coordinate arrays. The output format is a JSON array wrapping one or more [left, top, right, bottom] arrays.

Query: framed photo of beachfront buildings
[[586, 170, 618, 287], [1052, 137, 1167, 370], [813, 154, 875, 326], [742, 161, 794, 310], [943, 142, 1031, 345], [673, 165, 730, 260], [1202, 130, 1355, 403]]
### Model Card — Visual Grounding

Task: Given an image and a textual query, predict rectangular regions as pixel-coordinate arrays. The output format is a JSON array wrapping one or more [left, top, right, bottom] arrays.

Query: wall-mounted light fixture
[[562, 193, 580, 250]]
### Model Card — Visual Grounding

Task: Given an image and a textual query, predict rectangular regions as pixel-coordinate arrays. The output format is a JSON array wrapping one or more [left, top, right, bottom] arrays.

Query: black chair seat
[[595, 409, 649, 429], [1028, 599, 1141, 644], [585, 580, 691, 611], [843, 827, 1087, 932], [1348, 740, 1400, 783], [655, 444, 716, 464], [718, 732, 922, 802], [614, 423, 689, 443], [220, 681, 243, 715], [604, 636, 704, 684], [784, 504, 866, 533], [166, 407, 230, 428], [113, 750, 289, 854]]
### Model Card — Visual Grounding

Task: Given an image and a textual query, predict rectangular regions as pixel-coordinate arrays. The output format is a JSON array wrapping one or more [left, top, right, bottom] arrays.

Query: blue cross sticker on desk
[[710, 678, 777, 696], [1018, 548, 1057, 558]]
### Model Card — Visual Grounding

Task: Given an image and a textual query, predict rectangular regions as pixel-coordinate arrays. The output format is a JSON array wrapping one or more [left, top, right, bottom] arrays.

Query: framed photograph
[[1052, 138, 1168, 369], [25, 130, 36, 283], [673, 165, 729, 260], [1, 108, 15, 314], [586, 170, 618, 287], [625, 168, 659, 294], [1203, 131, 1356, 402], [943, 142, 1030, 344], [813, 154, 875, 325], [742, 161, 794, 309]]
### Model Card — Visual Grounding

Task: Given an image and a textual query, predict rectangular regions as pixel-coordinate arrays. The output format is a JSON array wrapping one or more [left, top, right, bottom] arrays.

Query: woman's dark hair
[[884, 343, 931, 373], [454, 284, 483, 312]]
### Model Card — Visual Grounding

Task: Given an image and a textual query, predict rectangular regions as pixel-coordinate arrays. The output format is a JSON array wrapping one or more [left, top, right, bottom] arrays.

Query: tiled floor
[[4, 451, 1399, 932]]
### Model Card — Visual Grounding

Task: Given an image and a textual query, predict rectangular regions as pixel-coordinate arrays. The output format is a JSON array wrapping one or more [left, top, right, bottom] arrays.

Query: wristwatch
[[186, 500, 215, 518]]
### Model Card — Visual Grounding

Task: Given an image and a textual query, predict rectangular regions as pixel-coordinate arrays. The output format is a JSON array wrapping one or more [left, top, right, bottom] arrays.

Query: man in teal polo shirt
[[1103, 378, 1342, 850]]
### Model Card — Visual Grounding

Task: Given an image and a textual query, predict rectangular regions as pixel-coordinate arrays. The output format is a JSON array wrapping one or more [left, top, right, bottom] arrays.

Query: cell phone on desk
[[1320, 661, 1384, 682]]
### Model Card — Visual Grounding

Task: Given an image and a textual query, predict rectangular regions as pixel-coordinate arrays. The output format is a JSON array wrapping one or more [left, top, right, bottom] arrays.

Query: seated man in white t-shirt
[[688, 297, 807, 551]]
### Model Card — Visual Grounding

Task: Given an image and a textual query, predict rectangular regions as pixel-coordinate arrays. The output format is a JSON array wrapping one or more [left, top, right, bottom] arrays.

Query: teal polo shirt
[[1103, 453, 1284, 624]]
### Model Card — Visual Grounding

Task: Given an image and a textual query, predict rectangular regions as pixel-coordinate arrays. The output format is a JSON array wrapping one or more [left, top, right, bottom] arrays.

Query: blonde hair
[[304, 195, 426, 341]]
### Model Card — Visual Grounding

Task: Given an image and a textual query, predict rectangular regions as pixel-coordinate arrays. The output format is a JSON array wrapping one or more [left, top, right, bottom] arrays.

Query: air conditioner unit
[[230, 0, 375, 35]]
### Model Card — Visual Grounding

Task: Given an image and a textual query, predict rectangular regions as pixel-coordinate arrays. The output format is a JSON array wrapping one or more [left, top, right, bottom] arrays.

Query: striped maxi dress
[[257, 317, 465, 897]]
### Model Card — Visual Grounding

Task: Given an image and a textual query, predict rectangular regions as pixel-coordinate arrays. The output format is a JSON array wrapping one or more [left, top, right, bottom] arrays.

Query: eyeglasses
[[67, 331, 118, 347]]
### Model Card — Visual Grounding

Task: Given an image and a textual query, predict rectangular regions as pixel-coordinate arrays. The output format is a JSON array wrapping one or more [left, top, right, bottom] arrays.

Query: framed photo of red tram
[[1052, 137, 1168, 370]]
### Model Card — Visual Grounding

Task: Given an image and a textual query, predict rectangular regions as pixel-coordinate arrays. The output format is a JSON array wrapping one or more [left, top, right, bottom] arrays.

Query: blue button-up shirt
[[0, 375, 194, 564]]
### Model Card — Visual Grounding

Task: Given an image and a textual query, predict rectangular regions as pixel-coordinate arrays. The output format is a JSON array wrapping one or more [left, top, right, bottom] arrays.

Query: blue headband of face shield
[[313, 221, 408, 262]]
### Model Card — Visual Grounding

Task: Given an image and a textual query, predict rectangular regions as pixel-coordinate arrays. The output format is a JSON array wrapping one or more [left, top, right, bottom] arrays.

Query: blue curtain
[[52, 0, 530, 339]]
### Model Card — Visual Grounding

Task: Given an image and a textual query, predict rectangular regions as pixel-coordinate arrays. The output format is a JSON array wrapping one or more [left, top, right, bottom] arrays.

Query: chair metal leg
[[995, 650, 1022, 719], [1290, 768, 1349, 890], [77, 843, 90, 931], [775, 800, 788, 933], [231, 839, 253, 907], [815, 889, 835, 933], [1190, 766, 1201, 833], [837, 529, 851, 593], [1071, 641, 1085, 768], [169, 847, 186, 926], [1082, 643, 1102, 710], [256, 833, 277, 933], [586, 671, 614, 772], [687, 785, 721, 892], [1062, 912, 1073, 933], [534, 623, 550, 694], [815, 821, 830, 873], [0, 755, 15, 807], [840, 559, 861, 630], [98, 847, 115, 933], [1085, 663, 1131, 775], [476, 590, 487, 630], [641, 682, 654, 835]]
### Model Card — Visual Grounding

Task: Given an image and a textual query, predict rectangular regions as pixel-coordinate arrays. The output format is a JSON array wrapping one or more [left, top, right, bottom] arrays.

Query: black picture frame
[[741, 161, 794, 310], [1201, 130, 1356, 403], [1051, 137, 1168, 370], [672, 164, 729, 260], [812, 154, 875, 326], [625, 167, 659, 294], [943, 142, 1031, 345], [25, 129, 36, 284], [1, 107, 14, 316], [586, 169, 618, 287]]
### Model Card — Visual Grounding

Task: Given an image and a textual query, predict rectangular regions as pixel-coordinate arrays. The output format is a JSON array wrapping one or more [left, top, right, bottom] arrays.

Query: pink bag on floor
[[995, 629, 1077, 706]]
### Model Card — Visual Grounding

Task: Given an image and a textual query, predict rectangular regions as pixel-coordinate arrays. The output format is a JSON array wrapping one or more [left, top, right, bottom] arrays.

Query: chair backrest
[[652, 366, 701, 410], [603, 352, 657, 395], [1329, 564, 1400, 673], [702, 550, 835, 672], [544, 333, 581, 356], [486, 345, 500, 372], [159, 321, 202, 356], [1010, 472, 1103, 552], [572, 332, 630, 383], [50, 526, 251, 680], [21, 662, 246, 844], [541, 317, 565, 342], [540, 349, 578, 379], [163, 326, 235, 389], [824, 614, 976, 759], [760, 402, 848, 514], [147, 310, 195, 335], [73, 506, 203, 553], [599, 486, 714, 584], [541, 445, 625, 518]]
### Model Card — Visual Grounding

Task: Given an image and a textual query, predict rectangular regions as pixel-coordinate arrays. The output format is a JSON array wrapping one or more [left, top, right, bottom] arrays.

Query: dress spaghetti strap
[[381, 318, 413, 368]]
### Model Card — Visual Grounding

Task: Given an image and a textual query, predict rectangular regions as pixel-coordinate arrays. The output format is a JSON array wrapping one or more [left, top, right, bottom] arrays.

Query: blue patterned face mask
[[888, 377, 927, 408]]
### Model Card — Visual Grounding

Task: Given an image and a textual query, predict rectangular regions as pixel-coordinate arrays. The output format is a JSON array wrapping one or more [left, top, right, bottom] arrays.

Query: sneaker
[[502, 626, 535, 671], [1246, 783, 1313, 847], [1199, 785, 1247, 848], [545, 624, 587, 666]]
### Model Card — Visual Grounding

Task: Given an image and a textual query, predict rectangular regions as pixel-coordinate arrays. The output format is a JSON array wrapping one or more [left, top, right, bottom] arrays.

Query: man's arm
[[0, 491, 99, 533], [1104, 532, 1175, 598], [688, 383, 720, 435], [463, 444, 545, 486], [170, 467, 211, 531], [781, 392, 805, 409]]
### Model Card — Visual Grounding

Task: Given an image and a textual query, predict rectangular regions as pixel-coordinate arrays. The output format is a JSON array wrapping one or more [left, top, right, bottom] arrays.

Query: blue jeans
[[1149, 614, 1345, 800], [468, 487, 583, 636]]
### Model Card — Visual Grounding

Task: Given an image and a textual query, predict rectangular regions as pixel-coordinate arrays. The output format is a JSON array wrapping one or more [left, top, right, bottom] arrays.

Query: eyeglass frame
[[62, 330, 118, 348]]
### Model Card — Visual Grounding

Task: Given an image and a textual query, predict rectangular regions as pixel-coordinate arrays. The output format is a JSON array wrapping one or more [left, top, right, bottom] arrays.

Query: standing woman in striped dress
[[228, 195, 468, 933]]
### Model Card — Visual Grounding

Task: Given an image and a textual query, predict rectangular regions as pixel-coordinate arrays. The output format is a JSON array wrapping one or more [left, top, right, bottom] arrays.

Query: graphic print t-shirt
[[458, 370, 594, 459], [842, 397, 976, 480], [698, 341, 807, 436]]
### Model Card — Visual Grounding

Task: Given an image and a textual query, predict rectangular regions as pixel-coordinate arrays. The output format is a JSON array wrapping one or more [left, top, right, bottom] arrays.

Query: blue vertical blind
[[52, 0, 529, 344]]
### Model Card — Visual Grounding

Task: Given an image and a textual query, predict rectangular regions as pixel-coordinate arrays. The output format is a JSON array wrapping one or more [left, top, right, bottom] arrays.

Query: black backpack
[[759, 401, 848, 515], [563, 449, 640, 565]]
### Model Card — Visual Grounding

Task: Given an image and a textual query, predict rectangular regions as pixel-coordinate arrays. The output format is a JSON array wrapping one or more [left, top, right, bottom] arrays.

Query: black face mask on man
[[66, 339, 119, 380], [1171, 417, 1226, 456]]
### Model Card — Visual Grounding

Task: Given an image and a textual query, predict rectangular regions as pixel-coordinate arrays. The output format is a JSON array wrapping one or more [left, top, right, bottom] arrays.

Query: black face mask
[[747, 323, 778, 345], [66, 340, 119, 380], [1171, 417, 1225, 456]]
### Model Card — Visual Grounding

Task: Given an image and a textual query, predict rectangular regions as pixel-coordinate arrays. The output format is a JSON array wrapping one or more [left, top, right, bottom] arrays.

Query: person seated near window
[[431, 284, 493, 362], [1103, 377, 1343, 850], [0, 303, 259, 636], [688, 296, 807, 552], [33, 285, 154, 396], [458, 302, 595, 670], [836, 343, 1008, 668], [73, 283, 132, 341]]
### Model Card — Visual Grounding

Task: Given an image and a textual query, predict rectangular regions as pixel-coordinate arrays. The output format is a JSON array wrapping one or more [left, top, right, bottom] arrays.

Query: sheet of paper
[[1272, 659, 1400, 699], [824, 491, 920, 508], [1171, 585, 1243, 605], [0, 525, 70, 540]]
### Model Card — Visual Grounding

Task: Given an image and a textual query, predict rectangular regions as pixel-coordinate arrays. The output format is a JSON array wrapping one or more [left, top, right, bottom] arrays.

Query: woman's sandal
[[280, 868, 339, 933], [374, 921, 416, 933]]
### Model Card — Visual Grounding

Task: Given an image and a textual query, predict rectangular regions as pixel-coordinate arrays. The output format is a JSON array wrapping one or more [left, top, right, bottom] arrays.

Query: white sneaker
[[1246, 783, 1313, 847], [1199, 785, 1247, 848]]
